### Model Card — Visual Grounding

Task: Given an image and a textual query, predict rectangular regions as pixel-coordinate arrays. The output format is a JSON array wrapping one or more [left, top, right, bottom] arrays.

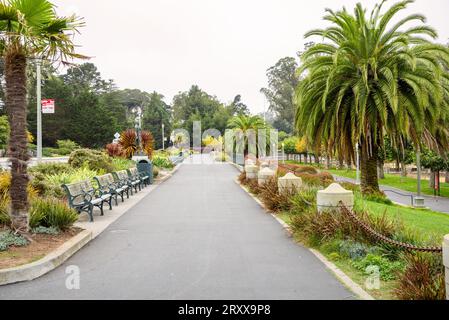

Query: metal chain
[[339, 204, 443, 253]]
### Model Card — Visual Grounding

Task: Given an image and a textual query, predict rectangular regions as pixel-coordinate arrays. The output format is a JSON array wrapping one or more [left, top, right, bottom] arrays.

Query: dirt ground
[[0, 228, 82, 270]]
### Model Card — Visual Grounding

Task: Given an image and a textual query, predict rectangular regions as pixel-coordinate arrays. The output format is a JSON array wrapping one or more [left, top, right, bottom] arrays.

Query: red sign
[[42, 99, 55, 114]]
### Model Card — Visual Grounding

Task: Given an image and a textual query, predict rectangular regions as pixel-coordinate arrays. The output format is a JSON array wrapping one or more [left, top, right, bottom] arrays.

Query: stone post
[[317, 183, 354, 213], [258, 167, 275, 186], [278, 173, 302, 194], [245, 164, 259, 180], [443, 234, 449, 300]]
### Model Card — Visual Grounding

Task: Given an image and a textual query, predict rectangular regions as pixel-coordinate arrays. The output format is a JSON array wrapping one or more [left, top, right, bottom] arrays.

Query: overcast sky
[[53, 0, 449, 114]]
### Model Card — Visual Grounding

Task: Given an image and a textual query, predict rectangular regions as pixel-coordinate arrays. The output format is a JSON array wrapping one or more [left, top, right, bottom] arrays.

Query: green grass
[[355, 197, 449, 239], [327, 168, 449, 198]]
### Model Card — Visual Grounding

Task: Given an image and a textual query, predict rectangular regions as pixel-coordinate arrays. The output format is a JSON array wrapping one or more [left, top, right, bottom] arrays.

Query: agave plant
[[106, 143, 123, 157], [119, 129, 137, 159], [141, 131, 155, 158]]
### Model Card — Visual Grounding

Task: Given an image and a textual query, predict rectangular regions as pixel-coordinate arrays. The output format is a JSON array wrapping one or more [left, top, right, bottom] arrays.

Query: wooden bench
[[113, 170, 140, 195], [128, 167, 149, 187], [62, 180, 113, 222], [94, 173, 129, 206]]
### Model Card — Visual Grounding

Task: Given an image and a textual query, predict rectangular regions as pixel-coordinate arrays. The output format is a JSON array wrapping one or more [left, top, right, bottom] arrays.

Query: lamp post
[[131, 106, 143, 156], [162, 123, 165, 151], [414, 145, 425, 207], [36, 58, 42, 162]]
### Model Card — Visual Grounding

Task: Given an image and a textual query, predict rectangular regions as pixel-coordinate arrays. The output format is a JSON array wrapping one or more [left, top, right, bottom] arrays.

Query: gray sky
[[53, 0, 449, 114]]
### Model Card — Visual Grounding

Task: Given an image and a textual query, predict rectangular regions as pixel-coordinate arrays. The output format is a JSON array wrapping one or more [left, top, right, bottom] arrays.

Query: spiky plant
[[141, 131, 155, 158], [119, 129, 137, 159]]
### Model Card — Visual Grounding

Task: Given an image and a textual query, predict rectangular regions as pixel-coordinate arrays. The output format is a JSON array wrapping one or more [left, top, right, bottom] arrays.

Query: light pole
[[414, 145, 425, 207], [162, 123, 165, 151], [36, 58, 42, 162]]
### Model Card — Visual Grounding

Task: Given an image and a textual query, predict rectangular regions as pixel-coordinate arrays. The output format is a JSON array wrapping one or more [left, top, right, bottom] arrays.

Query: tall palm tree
[[0, 0, 84, 232], [295, 0, 449, 193], [227, 115, 267, 158]]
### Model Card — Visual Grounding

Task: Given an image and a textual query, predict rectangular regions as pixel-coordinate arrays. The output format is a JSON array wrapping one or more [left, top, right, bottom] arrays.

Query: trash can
[[136, 159, 153, 185]]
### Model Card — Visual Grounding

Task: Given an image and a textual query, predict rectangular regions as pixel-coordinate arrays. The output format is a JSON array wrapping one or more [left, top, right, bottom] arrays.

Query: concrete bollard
[[317, 183, 354, 213], [245, 164, 259, 180], [278, 172, 302, 194], [444, 234, 449, 300], [258, 167, 275, 186]]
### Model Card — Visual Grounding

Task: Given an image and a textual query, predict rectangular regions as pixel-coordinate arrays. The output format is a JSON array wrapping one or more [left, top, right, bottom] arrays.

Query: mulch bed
[[0, 227, 83, 270]]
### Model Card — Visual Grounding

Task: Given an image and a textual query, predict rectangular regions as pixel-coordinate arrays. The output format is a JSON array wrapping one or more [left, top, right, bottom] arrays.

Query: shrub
[[258, 177, 295, 212], [111, 157, 135, 171], [338, 240, 383, 261], [278, 163, 318, 175], [394, 253, 446, 300], [106, 143, 123, 157], [297, 172, 334, 187], [289, 186, 319, 214], [363, 190, 393, 205], [69, 148, 114, 173], [44, 167, 98, 188], [57, 140, 79, 152], [153, 166, 159, 178], [30, 198, 78, 230], [0, 232, 28, 251], [0, 172, 38, 202], [29, 172, 66, 199], [152, 155, 174, 169], [351, 253, 405, 281], [32, 226, 60, 235], [29, 163, 73, 176]]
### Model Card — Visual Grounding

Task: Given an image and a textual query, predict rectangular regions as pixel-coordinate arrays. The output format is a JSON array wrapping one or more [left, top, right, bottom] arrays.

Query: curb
[[0, 164, 183, 286], [234, 178, 375, 301], [0, 229, 92, 286]]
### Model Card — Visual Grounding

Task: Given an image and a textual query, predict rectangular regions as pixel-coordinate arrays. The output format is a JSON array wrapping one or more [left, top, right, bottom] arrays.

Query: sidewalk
[[333, 175, 449, 214]]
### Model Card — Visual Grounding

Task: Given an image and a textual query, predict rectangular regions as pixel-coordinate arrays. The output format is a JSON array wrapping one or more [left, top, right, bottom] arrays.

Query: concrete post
[[443, 234, 449, 300], [245, 164, 259, 180], [278, 173, 302, 194], [317, 183, 354, 213], [258, 167, 275, 186]]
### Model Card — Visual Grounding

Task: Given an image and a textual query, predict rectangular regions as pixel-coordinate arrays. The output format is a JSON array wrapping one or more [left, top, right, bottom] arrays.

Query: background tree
[[261, 57, 299, 134], [142, 92, 172, 150], [296, 0, 449, 193], [0, 0, 84, 232]]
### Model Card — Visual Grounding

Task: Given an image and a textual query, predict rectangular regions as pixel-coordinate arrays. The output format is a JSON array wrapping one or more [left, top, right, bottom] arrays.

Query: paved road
[[0, 162, 354, 300], [333, 175, 449, 214]]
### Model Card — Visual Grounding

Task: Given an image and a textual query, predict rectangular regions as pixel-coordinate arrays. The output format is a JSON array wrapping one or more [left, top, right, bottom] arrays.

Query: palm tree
[[295, 0, 449, 193], [227, 115, 267, 158], [0, 0, 84, 232]]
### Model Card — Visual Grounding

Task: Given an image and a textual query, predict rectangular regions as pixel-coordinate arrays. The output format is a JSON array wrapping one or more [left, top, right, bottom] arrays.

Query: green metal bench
[[113, 170, 140, 195], [128, 167, 149, 187], [62, 180, 113, 222], [94, 173, 129, 206]]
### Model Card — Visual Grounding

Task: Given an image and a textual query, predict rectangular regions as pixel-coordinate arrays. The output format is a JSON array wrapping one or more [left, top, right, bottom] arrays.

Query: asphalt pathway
[[0, 162, 354, 300]]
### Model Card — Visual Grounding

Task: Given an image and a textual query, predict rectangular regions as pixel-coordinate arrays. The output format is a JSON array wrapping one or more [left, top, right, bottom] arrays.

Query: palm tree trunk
[[377, 159, 385, 179], [326, 155, 331, 169], [5, 50, 30, 233], [360, 141, 380, 193], [445, 171, 449, 184]]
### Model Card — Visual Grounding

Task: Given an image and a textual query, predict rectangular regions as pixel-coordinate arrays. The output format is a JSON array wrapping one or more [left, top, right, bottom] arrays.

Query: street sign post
[[41, 99, 55, 114]]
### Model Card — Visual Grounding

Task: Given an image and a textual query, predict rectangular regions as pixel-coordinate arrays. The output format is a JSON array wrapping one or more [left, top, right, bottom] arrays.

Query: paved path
[[333, 175, 449, 214], [0, 162, 354, 300]]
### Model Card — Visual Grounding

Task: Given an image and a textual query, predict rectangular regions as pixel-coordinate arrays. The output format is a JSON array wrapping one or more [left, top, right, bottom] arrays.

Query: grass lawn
[[327, 168, 449, 198], [355, 197, 449, 240]]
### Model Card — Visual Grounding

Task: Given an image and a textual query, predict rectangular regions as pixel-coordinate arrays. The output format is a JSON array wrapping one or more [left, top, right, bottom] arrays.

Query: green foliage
[[338, 240, 383, 261], [0, 115, 10, 149], [0, 232, 28, 252], [421, 149, 449, 172], [351, 254, 404, 281], [68, 148, 113, 173], [395, 253, 446, 300], [30, 163, 73, 176], [282, 137, 300, 155], [142, 92, 172, 150], [261, 57, 299, 134], [30, 198, 78, 230], [152, 155, 174, 169], [111, 158, 135, 171], [31, 226, 60, 235], [296, 1, 449, 192], [44, 167, 98, 187]]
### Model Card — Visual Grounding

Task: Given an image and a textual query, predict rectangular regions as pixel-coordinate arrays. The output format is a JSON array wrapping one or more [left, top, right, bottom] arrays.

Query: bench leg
[[88, 205, 94, 222], [120, 191, 124, 202], [126, 188, 129, 199], [108, 197, 113, 210], [114, 194, 118, 206], [99, 202, 104, 216]]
